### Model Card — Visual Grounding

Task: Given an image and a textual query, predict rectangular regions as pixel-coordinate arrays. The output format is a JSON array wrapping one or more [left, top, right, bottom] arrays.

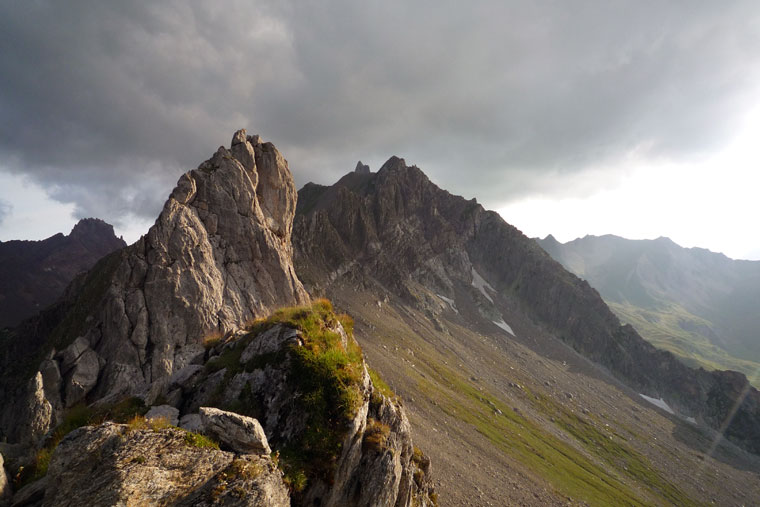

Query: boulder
[[179, 413, 203, 433], [240, 325, 301, 364], [42, 423, 288, 506], [145, 405, 180, 426], [168, 364, 204, 390], [199, 407, 271, 455], [10, 476, 47, 507], [59, 336, 90, 374]]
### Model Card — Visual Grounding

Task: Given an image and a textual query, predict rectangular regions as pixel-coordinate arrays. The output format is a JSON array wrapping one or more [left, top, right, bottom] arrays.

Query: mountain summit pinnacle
[[354, 161, 370, 174], [1, 129, 310, 445]]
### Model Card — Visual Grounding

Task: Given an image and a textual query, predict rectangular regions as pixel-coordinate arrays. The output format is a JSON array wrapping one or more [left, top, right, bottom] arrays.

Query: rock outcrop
[[293, 156, 760, 455], [1, 130, 310, 445], [42, 423, 289, 507], [0, 218, 126, 329], [177, 301, 435, 506]]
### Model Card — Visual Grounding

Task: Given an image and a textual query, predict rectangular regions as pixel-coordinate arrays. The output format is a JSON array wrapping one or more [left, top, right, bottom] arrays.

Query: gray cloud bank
[[0, 200, 11, 226], [1, 0, 759, 229]]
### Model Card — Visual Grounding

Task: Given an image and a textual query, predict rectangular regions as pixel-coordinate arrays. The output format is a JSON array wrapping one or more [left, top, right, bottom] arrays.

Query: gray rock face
[[199, 407, 271, 455], [239, 324, 301, 363], [0, 451, 10, 505], [63, 348, 100, 407], [3, 130, 310, 444], [189, 320, 435, 507], [145, 405, 180, 426], [179, 413, 203, 433], [10, 476, 47, 507], [355, 161, 370, 174], [20, 373, 53, 447], [42, 423, 288, 507]]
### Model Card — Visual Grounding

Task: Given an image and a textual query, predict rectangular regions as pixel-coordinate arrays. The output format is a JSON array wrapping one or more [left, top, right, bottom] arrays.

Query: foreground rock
[[42, 423, 288, 507], [4, 302, 434, 506], [199, 407, 270, 455], [181, 302, 436, 506]]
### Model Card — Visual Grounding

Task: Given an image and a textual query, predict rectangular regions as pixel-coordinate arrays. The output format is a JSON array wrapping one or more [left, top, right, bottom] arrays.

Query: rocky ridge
[[0, 132, 434, 506], [293, 157, 760, 455], [0, 218, 126, 329]]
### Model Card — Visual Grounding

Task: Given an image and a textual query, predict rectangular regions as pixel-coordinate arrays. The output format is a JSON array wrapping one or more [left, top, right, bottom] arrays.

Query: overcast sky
[[1, 1, 759, 259]]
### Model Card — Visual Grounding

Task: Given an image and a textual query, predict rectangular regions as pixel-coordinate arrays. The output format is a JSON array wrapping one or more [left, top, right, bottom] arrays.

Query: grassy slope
[[414, 359, 693, 506], [608, 301, 760, 387], [327, 287, 720, 507]]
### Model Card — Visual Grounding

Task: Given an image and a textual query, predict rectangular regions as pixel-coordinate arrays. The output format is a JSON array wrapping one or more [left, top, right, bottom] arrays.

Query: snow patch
[[493, 318, 515, 336], [437, 294, 459, 314], [639, 394, 675, 415], [471, 267, 495, 303], [686, 416, 697, 425]]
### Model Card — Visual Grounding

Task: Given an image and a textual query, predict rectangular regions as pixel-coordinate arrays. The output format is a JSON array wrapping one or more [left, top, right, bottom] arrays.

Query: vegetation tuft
[[184, 431, 220, 449], [200, 299, 366, 495], [362, 418, 391, 453]]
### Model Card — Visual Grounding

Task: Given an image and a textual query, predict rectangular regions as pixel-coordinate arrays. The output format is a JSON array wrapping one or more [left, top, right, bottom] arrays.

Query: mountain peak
[[378, 155, 408, 172], [69, 217, 116, 239], [354, 160, 370, 174]]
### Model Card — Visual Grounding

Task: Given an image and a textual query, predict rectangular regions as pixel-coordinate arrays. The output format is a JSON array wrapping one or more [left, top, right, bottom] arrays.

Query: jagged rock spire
[[4, 130, 310, 444], [354, 161, 370, 174]]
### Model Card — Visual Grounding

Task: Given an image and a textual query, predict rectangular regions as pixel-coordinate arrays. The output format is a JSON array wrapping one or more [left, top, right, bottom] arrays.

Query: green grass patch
[[362, 418, 391, 453], [532, 393, 696, 506], [610, 301, 760, 387], [184, 431, 220, 449], [199, 299, 365, 496], [417, 362, 652, 506], [368, 367, 395, 399]]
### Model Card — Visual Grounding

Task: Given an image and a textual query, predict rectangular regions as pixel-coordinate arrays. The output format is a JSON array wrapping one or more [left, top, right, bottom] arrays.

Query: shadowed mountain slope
[[537, 234, 760, 384], [293, 159, 760, 504], [0, 218, 126, 329]]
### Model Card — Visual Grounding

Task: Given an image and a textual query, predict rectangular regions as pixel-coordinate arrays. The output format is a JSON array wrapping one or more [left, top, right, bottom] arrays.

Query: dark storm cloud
[[1, 0, 759, 227]]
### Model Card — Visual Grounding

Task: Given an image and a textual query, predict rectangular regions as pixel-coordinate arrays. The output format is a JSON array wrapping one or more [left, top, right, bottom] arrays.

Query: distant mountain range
[[536, 234, 760, 384], [0, 218, 126, 329]]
